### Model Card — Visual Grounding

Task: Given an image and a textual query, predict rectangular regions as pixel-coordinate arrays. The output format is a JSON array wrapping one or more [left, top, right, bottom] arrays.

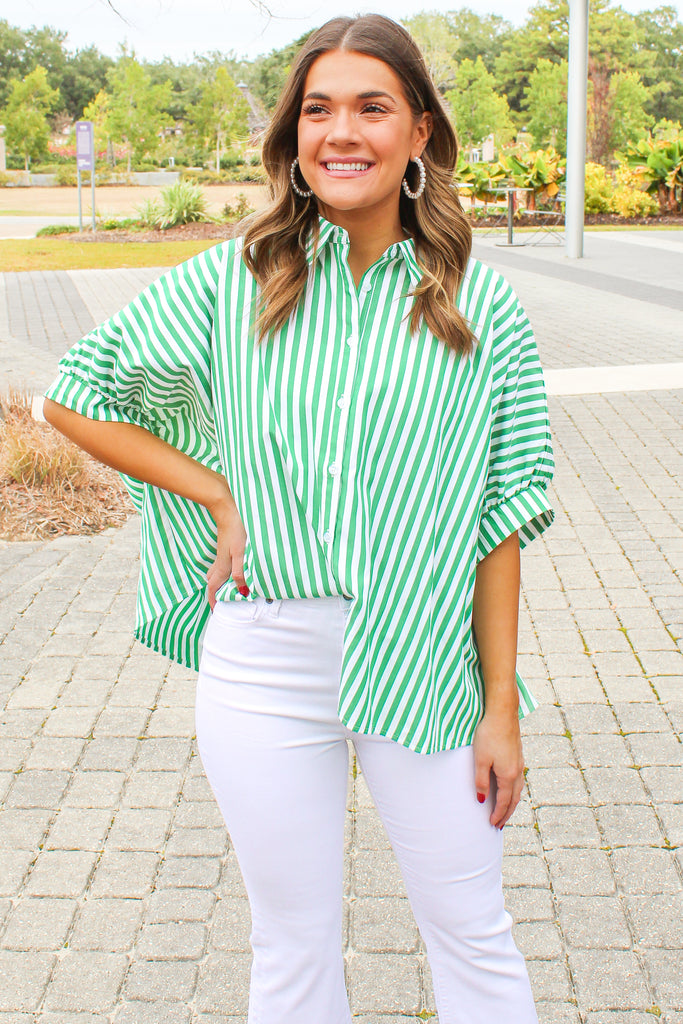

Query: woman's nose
[[325, 109, 361, 144]]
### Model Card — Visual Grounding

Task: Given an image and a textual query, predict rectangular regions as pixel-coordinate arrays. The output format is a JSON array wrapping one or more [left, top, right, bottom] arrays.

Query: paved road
[[0, 230, 682, 1022], [0, 216, 83, 239]]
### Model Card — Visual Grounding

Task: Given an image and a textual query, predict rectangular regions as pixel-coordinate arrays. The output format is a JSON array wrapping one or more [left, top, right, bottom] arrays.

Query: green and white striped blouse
[[45, 215, 554, 753]]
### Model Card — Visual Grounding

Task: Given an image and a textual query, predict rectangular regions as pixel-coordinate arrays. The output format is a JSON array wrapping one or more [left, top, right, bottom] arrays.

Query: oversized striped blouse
[[45, 214, 554, 753]]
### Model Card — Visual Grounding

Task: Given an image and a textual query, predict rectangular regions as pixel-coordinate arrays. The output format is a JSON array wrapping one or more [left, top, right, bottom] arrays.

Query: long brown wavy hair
[[242, 14, 474, 352]]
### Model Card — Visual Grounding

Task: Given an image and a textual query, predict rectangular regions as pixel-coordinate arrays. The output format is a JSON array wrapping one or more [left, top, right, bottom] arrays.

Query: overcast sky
[[5, 0, 682, 63]]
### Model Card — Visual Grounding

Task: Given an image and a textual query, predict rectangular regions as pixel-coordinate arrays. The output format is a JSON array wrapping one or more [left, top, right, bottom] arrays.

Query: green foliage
[[456, 156, 509, 202], [446, 10, 512, 74], [246, 31, 314, 112], [222, 192, 254, 222], [53, 164, 115, 187], [137, 180, 209, 229], [2, 66, 60, 172], [446, 57, 514, 149], [590, 68, 653, 164], [60, 46, 114, 121], [101, 55, 173, 172], [35, 224, 79, 236], [402, 12, 457, 92], [611, 165, 659, 217], [187, 67, 249, 173], [634, 7, 683, 124], [584, 162, 613, 213], [504, 147, 565, 207], [620, 132, 683, 212], [523, 60, 568, 154]]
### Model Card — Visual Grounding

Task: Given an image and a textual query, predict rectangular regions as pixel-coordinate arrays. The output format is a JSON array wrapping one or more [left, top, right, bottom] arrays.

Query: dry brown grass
[[0, 391, 134, 541]]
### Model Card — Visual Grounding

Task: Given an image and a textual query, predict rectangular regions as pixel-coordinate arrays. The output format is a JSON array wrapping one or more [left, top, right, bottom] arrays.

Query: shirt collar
[[305, 214, 423, 287]]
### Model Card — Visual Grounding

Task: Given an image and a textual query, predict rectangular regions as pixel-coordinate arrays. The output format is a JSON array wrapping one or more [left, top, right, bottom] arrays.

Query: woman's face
[[297, 49, 431, 226]]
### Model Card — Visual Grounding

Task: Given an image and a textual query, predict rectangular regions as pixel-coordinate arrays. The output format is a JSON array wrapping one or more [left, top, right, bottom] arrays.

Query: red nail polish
[[477, 793, 486, 804], [238, 585, 249, 596]]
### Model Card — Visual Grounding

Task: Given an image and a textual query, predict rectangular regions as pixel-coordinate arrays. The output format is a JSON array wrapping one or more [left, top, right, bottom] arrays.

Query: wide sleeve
[[477, 277, 554, 562], [44, 241, 232, 671]]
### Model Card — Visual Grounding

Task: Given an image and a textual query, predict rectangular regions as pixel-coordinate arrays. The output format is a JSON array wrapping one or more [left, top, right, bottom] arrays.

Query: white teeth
[[325, 162, 370, 171]]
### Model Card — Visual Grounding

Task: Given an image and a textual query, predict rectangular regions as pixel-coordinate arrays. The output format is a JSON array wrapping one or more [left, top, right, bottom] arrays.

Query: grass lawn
[[0, 238, 218, 272]]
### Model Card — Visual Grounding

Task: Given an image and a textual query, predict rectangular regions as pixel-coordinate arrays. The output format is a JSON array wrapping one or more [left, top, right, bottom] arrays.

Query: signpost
[[76, 121, 96, 233]]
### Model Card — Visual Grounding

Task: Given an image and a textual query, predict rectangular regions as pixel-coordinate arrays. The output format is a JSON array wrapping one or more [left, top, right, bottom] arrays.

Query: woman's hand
[[473, 708, 525, 830], [206, 497, 249, 609]]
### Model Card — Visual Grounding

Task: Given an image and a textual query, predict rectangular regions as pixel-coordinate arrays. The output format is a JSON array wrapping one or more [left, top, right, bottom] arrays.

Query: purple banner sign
[[76, 121, 94, 171]]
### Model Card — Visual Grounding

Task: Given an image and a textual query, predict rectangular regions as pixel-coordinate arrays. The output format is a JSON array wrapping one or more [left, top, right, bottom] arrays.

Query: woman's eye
[[362, 103, 387, 114], [302, 104, 327, 116]]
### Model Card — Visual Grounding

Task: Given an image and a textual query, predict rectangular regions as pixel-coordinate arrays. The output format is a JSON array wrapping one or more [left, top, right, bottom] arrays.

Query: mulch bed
[[55, 211, 683, 243], [67, 222, 242, 243]]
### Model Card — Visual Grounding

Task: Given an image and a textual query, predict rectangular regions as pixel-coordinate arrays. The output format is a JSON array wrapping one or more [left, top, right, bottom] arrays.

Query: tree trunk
[[216, 137, 220, 175]]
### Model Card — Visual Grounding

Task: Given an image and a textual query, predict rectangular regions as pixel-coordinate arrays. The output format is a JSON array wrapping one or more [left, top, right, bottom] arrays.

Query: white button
[[328, 463, 339, 476], [346, 336, 356, 347], [323, 530, 333, 543], [337, 394, 346, 409]]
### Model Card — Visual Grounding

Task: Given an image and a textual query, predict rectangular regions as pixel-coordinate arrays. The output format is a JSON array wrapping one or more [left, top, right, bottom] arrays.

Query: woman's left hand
[[472, 709, 525, 829]]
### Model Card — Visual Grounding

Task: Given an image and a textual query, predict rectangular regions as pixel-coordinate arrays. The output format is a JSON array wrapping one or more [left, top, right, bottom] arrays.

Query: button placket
[[323, 258, 360, 547]]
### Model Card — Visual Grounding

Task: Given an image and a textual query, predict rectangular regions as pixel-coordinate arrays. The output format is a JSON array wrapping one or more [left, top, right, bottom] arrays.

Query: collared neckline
[[305, 214, 423, 286]]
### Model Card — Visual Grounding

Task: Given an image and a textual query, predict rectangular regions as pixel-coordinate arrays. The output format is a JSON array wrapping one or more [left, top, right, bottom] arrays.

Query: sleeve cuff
[[477, 481, 554, 561], [44, 372, 146, 427]]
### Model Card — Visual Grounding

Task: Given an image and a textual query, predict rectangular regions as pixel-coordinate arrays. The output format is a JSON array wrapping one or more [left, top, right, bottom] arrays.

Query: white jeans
[[195, 595, 538, 1024]]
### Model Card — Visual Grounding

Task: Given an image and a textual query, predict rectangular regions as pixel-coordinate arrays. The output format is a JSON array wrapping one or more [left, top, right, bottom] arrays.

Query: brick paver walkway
[[0, 229, 681, 1022]]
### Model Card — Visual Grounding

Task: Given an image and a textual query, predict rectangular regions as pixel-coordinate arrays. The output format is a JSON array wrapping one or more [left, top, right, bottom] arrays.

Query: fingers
[[229, 553, 249, 597], [491, 773, 525, 829], [474, 759, 491, 805], [490, 779, 513, 829]]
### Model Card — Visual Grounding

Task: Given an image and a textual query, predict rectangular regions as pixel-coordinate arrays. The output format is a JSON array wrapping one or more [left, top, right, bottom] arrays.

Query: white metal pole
[[565, 0, 589, 258]]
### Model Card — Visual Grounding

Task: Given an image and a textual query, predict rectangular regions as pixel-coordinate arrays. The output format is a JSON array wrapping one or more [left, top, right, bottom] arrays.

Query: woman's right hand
[[206, 497, 249, 609]]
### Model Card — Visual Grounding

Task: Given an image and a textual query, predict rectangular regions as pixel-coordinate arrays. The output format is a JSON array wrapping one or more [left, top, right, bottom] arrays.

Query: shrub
[[584, 162, 613, 213], [136, 197, 162, 228], [99, 216, 141, 231], [611, 165, 659, 218], [0, 171, 11, 188], [222, 192, 254, 222], [137, 180, 209, 229], [55, 165, 78, 187], [36, 224, 80, 237]]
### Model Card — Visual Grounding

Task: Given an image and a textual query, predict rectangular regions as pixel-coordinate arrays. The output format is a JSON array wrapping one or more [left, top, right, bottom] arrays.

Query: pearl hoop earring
[[290, 156, 314, 198], [402, 155, 426, 200]]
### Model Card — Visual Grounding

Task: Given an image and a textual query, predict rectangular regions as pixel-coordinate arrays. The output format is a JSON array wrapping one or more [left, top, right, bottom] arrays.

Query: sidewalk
[[0, 230, 682, 1022]]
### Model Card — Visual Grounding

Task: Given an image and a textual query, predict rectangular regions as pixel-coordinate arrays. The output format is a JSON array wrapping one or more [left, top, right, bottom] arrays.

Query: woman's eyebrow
[[302, 90, 396, 102]]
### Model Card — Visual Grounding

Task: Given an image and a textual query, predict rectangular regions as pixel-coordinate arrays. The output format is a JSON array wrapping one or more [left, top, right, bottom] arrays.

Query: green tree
[[2, 65, 60, 171], [634, 6, 683, 123], [82, 88, 111, 157], [445, 57, 514, 150], [402, 12, 457, 92], [596, 70, 653, 159], [187, 66, 249, 172], [104, 55, 173, 171], [446, 9, 513, 75], [247, 31, 314, 112], [523, 59, 568, 153], [61, 46, 114, 121]]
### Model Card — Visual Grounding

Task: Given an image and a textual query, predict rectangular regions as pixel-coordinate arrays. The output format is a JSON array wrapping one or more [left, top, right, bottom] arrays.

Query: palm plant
[[620, 135, 683, 213], [503, 148, 566, 211]]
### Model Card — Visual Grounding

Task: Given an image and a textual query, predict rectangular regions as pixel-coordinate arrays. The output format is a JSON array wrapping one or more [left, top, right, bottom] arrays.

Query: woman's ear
[[412, 111, 433, 159]]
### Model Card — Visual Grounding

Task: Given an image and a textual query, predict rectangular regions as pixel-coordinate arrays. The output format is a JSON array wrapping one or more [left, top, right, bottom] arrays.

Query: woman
[[44, 14, 553, 1023]]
